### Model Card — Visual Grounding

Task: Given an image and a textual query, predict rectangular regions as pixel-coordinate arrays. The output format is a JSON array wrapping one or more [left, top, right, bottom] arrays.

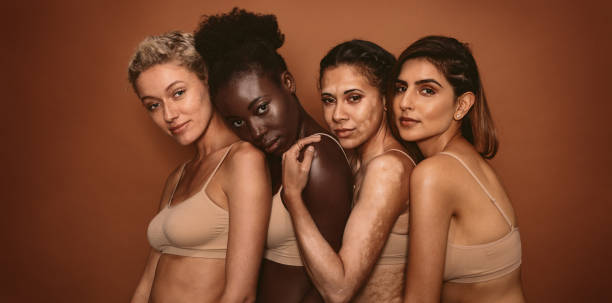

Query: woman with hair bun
[[390, 36, 526, 302], [281, 40, 419, 303], [194, 8, 353, 303], [127, 31, 271, 303]]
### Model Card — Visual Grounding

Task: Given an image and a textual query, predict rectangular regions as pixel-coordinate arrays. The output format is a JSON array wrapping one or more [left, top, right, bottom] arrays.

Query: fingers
[[301, 146, 316, 172], [283, 134, 322, 161]]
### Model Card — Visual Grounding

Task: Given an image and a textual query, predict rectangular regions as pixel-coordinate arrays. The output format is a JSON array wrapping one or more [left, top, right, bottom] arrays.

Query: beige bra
[[146, 144, 235, 258], [264, 133, 349, 266], [439, 152, 522, 283]]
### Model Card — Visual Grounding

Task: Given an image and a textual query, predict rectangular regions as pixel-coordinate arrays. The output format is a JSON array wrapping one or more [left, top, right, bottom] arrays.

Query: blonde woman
[[128, 32, 271, 303]]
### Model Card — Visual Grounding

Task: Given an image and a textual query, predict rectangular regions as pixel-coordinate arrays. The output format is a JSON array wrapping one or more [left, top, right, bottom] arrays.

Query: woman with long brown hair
[[391, 36, 526, 302]]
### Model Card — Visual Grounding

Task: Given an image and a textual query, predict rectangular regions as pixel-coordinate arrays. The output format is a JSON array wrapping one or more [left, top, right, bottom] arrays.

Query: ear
[[381, 95, 388, 112], [280, 71, 296, 94], [454, 92, 475, 120]]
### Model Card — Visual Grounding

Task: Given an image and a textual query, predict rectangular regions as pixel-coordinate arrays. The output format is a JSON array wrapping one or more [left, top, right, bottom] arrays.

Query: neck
[[297, 103, 325, 139], [417, 124, 462, 157], [192, 112, 238, 162], [357, 115, 399, 164]]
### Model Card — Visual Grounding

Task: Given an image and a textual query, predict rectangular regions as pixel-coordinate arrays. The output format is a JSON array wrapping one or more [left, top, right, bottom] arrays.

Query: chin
[[337, 137, 359, 150]]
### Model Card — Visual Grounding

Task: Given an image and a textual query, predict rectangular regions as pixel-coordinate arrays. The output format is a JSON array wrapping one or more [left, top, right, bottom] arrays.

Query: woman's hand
[[281, 135, 321, 199]]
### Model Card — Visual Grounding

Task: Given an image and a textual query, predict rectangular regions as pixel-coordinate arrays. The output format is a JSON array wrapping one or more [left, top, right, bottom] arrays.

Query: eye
[[348, 94, 362, 103], [255, 102, 269, 115], [321, 96, 336, 105], [232, 120, 245, 128], [394, 84, 407, 94], [419, 87, 436, 96], [173, 89, 186, 98], [146, 103, 159, 112]]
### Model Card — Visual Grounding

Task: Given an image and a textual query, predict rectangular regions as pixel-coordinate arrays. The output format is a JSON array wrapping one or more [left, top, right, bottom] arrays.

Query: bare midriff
[[149, 254, 226, 303], [352, 263, 405, 303], [441, 268, 525, 303]]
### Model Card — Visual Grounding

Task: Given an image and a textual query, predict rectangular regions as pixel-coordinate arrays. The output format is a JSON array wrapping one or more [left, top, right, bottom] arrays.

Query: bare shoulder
[[226, 141, 267, 170], [410, 155, 462, 208], [364, 151, 414, 181], [309, 134, 348, 166]]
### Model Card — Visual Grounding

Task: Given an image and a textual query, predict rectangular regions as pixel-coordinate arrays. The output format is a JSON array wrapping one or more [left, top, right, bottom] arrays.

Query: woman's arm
[[130, 250, 161, 303], [404, 158, 455, 303], [283, 138, 412, 303], [218, 142, 272, 303], [130, 166, 183, 303]]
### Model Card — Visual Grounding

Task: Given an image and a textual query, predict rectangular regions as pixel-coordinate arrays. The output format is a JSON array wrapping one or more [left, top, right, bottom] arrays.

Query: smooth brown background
[[2, 0, 611, 302]]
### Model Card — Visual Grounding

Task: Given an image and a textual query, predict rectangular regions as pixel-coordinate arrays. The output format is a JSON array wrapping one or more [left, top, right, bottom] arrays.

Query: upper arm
[[405, 158, 455, 302], [337, 154, 412, 288], [222, 142, 272, 299], [300, 137, 353, 251]]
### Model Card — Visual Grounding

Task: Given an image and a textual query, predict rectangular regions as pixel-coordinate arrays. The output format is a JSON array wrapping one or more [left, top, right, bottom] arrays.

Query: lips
[[262, 137, 281, 153], [333, 128, 354, 138], [398, 116, 420, 127], [169, 121, 189, 134]]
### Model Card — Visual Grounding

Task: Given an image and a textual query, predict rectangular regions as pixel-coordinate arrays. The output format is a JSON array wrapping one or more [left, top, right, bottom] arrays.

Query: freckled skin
[[215, 71, 353, 303]]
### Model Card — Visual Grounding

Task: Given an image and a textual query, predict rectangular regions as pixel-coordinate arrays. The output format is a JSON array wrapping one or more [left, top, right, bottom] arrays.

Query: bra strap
[[202, 142, 237, 189], [387, 149, 417, 166], [167, 162, 188, 206], [313, 132, 350, 165], [438, 152, 513, 229]]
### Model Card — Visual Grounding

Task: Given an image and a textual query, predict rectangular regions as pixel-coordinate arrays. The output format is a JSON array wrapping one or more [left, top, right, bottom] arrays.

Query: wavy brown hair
[[389, 35, 498, 159]]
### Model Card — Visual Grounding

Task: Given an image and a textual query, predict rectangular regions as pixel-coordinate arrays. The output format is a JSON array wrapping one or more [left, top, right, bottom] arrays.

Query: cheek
[[355, 101, 383, 132], [322, 106, 334, 127]]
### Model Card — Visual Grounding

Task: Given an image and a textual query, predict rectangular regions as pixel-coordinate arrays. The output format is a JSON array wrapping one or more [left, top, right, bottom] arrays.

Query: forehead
[[321, 64, 374, 91], [398, 58, 446, 83], [135, 62, 194, 95], [215, 71, 281, 114]]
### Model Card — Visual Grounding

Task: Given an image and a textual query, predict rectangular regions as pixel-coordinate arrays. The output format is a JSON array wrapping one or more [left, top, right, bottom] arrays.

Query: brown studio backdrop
[[2, 0, 610, 302]]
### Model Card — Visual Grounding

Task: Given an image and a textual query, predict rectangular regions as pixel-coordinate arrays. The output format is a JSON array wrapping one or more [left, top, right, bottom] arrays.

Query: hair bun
[[195, 7, 284, 64]]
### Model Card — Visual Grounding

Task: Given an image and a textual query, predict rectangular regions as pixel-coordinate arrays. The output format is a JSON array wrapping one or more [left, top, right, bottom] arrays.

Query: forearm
[[130, 251, 160, 303], [284, 191, 355, 303]]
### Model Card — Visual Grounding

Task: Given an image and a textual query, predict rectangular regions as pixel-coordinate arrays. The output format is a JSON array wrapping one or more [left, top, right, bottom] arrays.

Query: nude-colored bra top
[[146, 143, 235, 258], [264, 133, 349, 266], [439, 152, 522, 283], [375, 149, 416, 265]]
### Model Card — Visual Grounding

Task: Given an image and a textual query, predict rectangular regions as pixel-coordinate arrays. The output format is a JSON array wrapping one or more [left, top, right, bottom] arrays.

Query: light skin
[[281, 64, 415, 303], [214, 70, 353, 303], [393, 58, 525, 303], [130, 62, 271, 303]]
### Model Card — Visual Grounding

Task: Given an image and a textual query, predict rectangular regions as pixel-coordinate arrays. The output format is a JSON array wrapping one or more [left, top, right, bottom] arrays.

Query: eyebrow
[[247, 96, 265, 110], [139, 80, 184, 102], [343, 88, 364, 95], [415, 79, 443, 87]]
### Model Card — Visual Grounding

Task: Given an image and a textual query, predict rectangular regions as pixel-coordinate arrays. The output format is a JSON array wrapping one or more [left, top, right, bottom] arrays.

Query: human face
[[135, 62, 213, 146], [320, 65, 385, 149], [214, 71, 300, 156], [392, 58, 457, 143]]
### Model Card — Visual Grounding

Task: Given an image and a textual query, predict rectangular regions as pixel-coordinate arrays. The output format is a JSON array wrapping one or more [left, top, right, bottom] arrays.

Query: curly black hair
[[194, 7, 288, 98], [319, 39, 396, 96]]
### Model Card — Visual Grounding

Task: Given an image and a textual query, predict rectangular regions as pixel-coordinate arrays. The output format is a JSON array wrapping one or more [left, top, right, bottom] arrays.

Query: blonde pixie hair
[[128, 31, 207, 91]]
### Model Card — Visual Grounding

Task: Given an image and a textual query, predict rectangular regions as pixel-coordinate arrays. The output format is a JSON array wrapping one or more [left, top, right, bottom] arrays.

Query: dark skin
[[215, 70, 353, 303]]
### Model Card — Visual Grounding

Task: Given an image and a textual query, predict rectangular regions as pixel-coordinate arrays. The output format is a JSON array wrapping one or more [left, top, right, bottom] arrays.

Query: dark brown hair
[[193, 8, 287, 99], [390, 35, 498, 159]]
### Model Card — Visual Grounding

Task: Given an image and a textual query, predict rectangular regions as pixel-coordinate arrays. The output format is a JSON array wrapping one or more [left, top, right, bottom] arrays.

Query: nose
[[163, 101, 179, 123], [332, 102, 348, 123], [248, 119, 267, 143], [398, 91, 414, 111]]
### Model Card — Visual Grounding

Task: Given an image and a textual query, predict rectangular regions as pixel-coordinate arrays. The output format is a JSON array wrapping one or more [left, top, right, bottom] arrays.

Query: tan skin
[[393, 58, 526, 303], [130, 62, 271, 303], [281, 65, 414, 303], [214, 70, 353, 303]]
